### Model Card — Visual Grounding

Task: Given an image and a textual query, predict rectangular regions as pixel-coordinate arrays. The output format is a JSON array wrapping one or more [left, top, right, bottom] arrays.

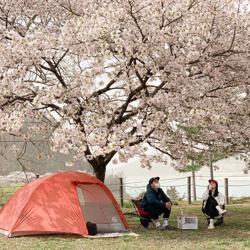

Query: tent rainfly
[[0, 171, 128, 237]]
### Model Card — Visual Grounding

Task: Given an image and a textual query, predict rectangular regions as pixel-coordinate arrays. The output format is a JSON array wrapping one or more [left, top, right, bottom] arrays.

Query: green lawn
[[0, 203, 250, 250], [0, 184, 24, 206]]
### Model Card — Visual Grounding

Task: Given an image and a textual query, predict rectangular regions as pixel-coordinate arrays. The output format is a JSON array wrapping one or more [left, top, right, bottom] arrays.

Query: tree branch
[[40, 58, 67, 88]]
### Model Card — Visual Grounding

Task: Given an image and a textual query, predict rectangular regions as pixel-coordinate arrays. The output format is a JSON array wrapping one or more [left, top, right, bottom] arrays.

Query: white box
[[177, 215, 198, 230]]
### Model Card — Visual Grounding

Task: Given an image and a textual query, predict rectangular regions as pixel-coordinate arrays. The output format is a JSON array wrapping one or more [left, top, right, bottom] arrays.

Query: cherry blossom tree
[[0, 0, 249, 181]]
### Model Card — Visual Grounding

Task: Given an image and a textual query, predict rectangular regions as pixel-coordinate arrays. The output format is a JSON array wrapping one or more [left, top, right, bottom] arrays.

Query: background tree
[[179, 150, 226, 201], [179, 154, 203, 201], [0, 0, 249, 181]]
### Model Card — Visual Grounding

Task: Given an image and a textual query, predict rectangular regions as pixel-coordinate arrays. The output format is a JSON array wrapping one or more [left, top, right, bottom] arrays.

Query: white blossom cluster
[[0, 0, 249, 177]]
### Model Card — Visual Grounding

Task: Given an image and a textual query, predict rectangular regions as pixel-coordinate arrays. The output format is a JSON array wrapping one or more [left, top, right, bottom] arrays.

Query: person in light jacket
[[202, 179, 227, 229], [140, 177, 172, 229]]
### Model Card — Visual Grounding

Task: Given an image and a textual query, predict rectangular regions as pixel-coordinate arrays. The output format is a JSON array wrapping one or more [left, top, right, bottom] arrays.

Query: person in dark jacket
[[141, 177, 172, 229]]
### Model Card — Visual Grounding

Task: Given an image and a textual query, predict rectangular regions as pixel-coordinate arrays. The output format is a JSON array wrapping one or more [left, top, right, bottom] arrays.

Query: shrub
[[166, 186, 185, 205]]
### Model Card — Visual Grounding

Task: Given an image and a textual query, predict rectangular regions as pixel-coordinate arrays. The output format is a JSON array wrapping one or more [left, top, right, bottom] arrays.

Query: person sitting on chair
[[140, 177, 172, 229], [202, 179, 227, 229]]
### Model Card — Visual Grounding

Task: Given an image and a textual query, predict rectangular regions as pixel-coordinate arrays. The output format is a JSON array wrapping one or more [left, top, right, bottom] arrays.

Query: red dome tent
[[0, 171, 128, 237]]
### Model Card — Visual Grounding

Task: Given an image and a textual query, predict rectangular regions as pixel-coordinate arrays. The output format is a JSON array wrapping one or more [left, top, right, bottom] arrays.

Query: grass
[[0, 183, 24, 205], [230, 197, 250, 204], [0, 202, 250, 250]]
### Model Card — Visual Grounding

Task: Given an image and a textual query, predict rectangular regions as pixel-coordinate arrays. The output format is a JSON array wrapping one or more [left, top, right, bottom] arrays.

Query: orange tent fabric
[[0, 171, 128, 237]]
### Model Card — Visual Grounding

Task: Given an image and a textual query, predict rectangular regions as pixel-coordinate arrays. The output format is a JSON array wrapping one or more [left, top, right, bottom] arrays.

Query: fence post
[[119, 178, 124, 207], [192, 170, 197, 201], [187, 176, 191, 204], [224, 178, 229, 204]]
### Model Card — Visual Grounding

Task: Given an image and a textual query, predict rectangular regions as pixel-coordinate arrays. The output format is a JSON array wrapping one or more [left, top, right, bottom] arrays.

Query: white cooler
[[177, 215, 198, 230]]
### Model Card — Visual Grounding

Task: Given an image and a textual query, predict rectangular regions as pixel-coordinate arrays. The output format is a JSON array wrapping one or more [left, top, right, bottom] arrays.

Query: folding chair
[[131, 199, 153, 228]]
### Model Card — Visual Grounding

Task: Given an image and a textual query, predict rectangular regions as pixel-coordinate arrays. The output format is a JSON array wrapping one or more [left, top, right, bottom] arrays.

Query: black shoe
[[140, 218, 149, 228]]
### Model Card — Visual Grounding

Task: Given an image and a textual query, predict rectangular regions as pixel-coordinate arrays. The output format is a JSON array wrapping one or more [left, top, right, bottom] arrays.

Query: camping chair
[[202, 200, 225, 226], [131, 199, 153, 228]]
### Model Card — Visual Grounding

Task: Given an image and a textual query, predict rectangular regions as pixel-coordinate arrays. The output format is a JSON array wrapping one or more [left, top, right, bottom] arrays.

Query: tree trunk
[[208, 148, 214, 179], [88, 151, 116, 182], [192, 170, 196, 201], [94, 165, 106, 182]]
